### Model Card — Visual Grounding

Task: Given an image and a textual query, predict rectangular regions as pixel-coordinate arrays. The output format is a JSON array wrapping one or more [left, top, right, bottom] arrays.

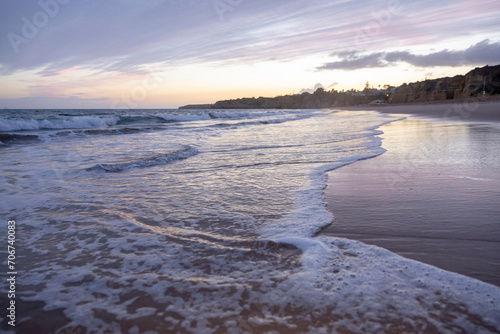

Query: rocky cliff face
[[455, 65, 500, 99], [390, 65, 500, 104]]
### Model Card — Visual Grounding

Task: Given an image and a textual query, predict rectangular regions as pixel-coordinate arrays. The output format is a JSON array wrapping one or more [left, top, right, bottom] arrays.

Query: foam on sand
[[1, 108, 499, 333]]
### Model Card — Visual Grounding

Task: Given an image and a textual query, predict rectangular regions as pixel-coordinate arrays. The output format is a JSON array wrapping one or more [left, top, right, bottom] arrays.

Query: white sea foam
[[156, 110, 285, 123], [1, 109, 499, 333], [157, 113, 212, 122], [273, 235, 500, 332], [87, 146, 199, 172], [257, 112, 500, 332], [209, 111, 251, 118], [0, 116, 119, 131]]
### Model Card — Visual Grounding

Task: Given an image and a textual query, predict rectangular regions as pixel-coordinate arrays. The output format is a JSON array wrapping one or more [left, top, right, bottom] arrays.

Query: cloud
[[318, 40, 500, 70], [2, 0, 499, 78], [0, 0, 499, 85], [0, 96, 110, 109], [0, 0, 221, 75]]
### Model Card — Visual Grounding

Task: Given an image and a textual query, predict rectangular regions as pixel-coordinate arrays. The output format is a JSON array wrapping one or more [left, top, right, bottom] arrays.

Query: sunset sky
[[1, 0, 500, 109]]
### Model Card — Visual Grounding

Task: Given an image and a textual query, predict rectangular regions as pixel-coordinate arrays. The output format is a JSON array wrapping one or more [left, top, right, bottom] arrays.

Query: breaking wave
[[0, 116, 119, 131], [87, 146, 199, 172], [0, 133, 40, 145]]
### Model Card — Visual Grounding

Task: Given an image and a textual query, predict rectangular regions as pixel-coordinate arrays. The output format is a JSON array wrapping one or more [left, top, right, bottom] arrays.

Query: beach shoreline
[[321, 101, 500, 287], [2, 107, 500, 333], [343, 96, 500, 122]]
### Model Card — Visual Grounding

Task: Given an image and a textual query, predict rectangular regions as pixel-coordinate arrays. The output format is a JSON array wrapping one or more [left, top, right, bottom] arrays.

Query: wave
[[157, 111, 271, 123], [0, 116, 119, 131], [0, 110, 289, 133], [115, 115, 183, 126], [209, 111, 250, 119], [78, 127, 146, 136], [0, 133, 40, 145], [210, 117, 292, 129], [157, 114, 212, 123], [87, 146, 199, 172]]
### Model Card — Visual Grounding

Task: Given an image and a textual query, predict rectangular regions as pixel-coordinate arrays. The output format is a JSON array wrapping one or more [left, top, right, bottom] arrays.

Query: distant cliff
[[178, 104, 213, 110], [178, 89, 381, 109], [389, 65, 500, 104], [179, 64, 500, 109], [209, 89, 372, 109]]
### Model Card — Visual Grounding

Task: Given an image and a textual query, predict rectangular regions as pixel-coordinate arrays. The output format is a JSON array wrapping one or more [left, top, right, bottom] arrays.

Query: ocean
[[0, 108, 499, 333]]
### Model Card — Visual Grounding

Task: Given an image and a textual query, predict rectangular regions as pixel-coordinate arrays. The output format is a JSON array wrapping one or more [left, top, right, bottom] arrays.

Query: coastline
[[346, 96, 500, 122], [321, 101, 500, 287]]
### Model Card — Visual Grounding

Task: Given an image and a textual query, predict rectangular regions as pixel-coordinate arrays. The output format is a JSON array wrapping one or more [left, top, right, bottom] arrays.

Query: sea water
[[0, 109, 499, 333]]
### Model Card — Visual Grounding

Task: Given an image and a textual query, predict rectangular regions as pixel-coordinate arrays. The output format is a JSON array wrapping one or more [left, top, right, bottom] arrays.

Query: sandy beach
[[322, 99, 500, 287], [369, 96, 500, 122], [2, 107, 500, 333]]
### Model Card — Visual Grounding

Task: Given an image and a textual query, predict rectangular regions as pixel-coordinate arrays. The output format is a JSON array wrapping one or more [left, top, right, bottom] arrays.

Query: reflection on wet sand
[[324, 117, 500, 287]]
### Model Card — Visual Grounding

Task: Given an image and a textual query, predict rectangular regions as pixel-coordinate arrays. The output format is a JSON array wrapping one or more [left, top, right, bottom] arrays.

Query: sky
[[1, 0, 500, 109]]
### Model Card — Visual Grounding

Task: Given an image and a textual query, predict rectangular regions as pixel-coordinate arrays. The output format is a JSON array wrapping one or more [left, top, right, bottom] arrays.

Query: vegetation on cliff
[[211, 88, 389, 109], [389, 64, 500, 104], [179, 64, 500, 109], [179, 88, 390, 109]]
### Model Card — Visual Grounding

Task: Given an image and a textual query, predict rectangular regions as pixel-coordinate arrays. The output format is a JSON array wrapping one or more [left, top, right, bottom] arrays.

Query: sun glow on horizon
[[1, 1, 499, 108], [0, 59, 489, 109]]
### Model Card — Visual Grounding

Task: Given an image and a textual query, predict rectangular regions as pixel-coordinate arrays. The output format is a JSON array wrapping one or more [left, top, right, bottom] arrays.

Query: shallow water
[[1, 109, 499, 333], [324, 118, 500, 287]]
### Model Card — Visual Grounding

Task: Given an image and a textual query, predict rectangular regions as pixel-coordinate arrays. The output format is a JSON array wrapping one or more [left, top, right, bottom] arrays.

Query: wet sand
[[366, 96, 500, 122], [322, 100, 500, 287]]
